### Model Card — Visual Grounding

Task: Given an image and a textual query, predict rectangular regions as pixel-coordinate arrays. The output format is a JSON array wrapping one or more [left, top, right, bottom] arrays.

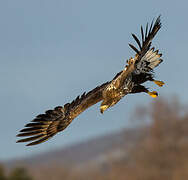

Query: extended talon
[[154, 80, 165, 87], [148, 91, 158, 98]]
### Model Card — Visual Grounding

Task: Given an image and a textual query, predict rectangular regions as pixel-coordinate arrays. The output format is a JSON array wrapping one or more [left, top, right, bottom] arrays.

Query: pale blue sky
[[0, 0, 188, 160]]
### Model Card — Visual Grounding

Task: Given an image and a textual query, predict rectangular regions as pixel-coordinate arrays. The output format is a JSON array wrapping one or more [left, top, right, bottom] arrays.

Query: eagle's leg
[[132, 74, 164, 87], [148, 76, 165, 87], [131, 84, 158, 98], [153, 80, 165, 87], [146, 76, 165, 87]]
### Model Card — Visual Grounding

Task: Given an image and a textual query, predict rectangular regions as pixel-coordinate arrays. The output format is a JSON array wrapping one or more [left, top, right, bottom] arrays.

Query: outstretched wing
[[109, 16, 162, 89], [17, 82, 109, 146], [129, 16, 163, 77], [129, 15, 161, 63]]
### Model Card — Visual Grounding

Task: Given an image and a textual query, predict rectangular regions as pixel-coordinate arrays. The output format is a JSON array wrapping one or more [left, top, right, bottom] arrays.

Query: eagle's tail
[[143, 47, 163, 71], [133, 47, 163, 75], [131, 46, 164, 87]]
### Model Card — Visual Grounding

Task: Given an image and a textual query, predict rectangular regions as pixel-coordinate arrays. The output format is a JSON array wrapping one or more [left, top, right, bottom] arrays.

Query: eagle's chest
[[103, 78, 133, 100]]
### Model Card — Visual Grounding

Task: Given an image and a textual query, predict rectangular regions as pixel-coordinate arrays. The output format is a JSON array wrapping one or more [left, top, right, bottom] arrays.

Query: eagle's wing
[[17, 82, 109, 146], [129, 15, 161, 63], [129, 16, 162, 75], [113, 16, 162, 86]]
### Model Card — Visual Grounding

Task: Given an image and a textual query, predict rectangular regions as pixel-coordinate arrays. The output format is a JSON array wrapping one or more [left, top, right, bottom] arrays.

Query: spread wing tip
[[16, 106, 65, 146], [129, 15, 162, 55], [17, 82, 110, 146], [16, 135, 51, 146]]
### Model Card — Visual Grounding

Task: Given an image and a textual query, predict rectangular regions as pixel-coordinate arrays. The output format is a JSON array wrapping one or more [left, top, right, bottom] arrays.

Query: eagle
[[17, 16, 164, 146]]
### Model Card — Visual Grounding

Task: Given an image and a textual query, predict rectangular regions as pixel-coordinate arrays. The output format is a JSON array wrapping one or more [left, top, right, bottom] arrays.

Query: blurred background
[[0, 0, 188, 179]]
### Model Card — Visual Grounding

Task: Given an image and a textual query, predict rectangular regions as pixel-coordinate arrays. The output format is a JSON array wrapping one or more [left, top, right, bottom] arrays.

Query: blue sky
[[0, 0, 188, 160]]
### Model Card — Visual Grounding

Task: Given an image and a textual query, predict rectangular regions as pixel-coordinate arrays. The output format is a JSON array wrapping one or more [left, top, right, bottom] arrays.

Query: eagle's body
[[101, 60, 135, 113], [17, 16, 164, 146]]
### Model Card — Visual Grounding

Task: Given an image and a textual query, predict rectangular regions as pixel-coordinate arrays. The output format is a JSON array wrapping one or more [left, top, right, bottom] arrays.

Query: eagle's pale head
[[100, 104, 109, 114], [100, 97, 121, 114]]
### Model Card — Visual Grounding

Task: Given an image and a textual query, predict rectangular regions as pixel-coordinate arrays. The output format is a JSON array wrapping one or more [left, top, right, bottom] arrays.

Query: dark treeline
[[1, 97, 188, 180], [0, 166, 32, 180]]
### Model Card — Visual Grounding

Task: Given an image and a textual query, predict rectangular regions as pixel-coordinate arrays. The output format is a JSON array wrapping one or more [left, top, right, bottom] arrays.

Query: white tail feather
[[134, 48, 163, 74]]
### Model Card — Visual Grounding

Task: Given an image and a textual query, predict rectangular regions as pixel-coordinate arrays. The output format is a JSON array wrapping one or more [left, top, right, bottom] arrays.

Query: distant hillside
[[3, 99, 188, 180], [4, 127, 145, 170]]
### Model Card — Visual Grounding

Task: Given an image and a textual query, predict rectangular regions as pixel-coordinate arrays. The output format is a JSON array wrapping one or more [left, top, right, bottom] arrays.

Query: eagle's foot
[[148, 91, 158, 98], [154, 80, 165, 87]]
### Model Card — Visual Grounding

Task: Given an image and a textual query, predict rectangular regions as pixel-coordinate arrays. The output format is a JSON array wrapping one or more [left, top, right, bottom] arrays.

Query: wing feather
[[141, 26, 144, 45], [149, 19, 154, 34], [132, 34, 142, 50], [129, 15, 161, 61], [17, 82, 109, 146], [145, 22, 149, 39], [17, 135, 46, 143], [128, 44, 140, 55]]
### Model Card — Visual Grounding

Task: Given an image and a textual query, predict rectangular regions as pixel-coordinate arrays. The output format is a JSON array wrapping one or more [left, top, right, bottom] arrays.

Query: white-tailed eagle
[[17, 16, 164, 146]]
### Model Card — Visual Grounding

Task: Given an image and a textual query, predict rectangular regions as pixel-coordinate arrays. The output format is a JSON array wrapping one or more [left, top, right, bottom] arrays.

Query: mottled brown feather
[[17, 81, 110, 146]]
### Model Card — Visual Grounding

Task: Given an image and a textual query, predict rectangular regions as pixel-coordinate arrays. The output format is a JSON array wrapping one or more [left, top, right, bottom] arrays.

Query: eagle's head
[[100, 97, 121, 114], [100, 104, 108, 114]]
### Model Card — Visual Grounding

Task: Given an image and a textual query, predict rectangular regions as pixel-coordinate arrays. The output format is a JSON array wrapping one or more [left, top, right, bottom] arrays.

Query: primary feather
[[17, 82, 109, 146]]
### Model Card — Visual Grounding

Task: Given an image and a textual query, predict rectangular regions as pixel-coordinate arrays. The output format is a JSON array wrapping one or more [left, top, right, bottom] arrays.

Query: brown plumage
[[17, 82, 110, 146], [17, 16, 164, 146]]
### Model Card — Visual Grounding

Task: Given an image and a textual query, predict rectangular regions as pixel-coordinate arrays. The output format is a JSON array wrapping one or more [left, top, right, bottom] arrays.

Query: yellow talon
[[148, 91, 158, 98], [154, 80, 165, 87]]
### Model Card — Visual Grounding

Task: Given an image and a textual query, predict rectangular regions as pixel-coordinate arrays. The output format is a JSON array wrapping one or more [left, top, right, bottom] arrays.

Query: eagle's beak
[[100, 105, 108, 114]]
